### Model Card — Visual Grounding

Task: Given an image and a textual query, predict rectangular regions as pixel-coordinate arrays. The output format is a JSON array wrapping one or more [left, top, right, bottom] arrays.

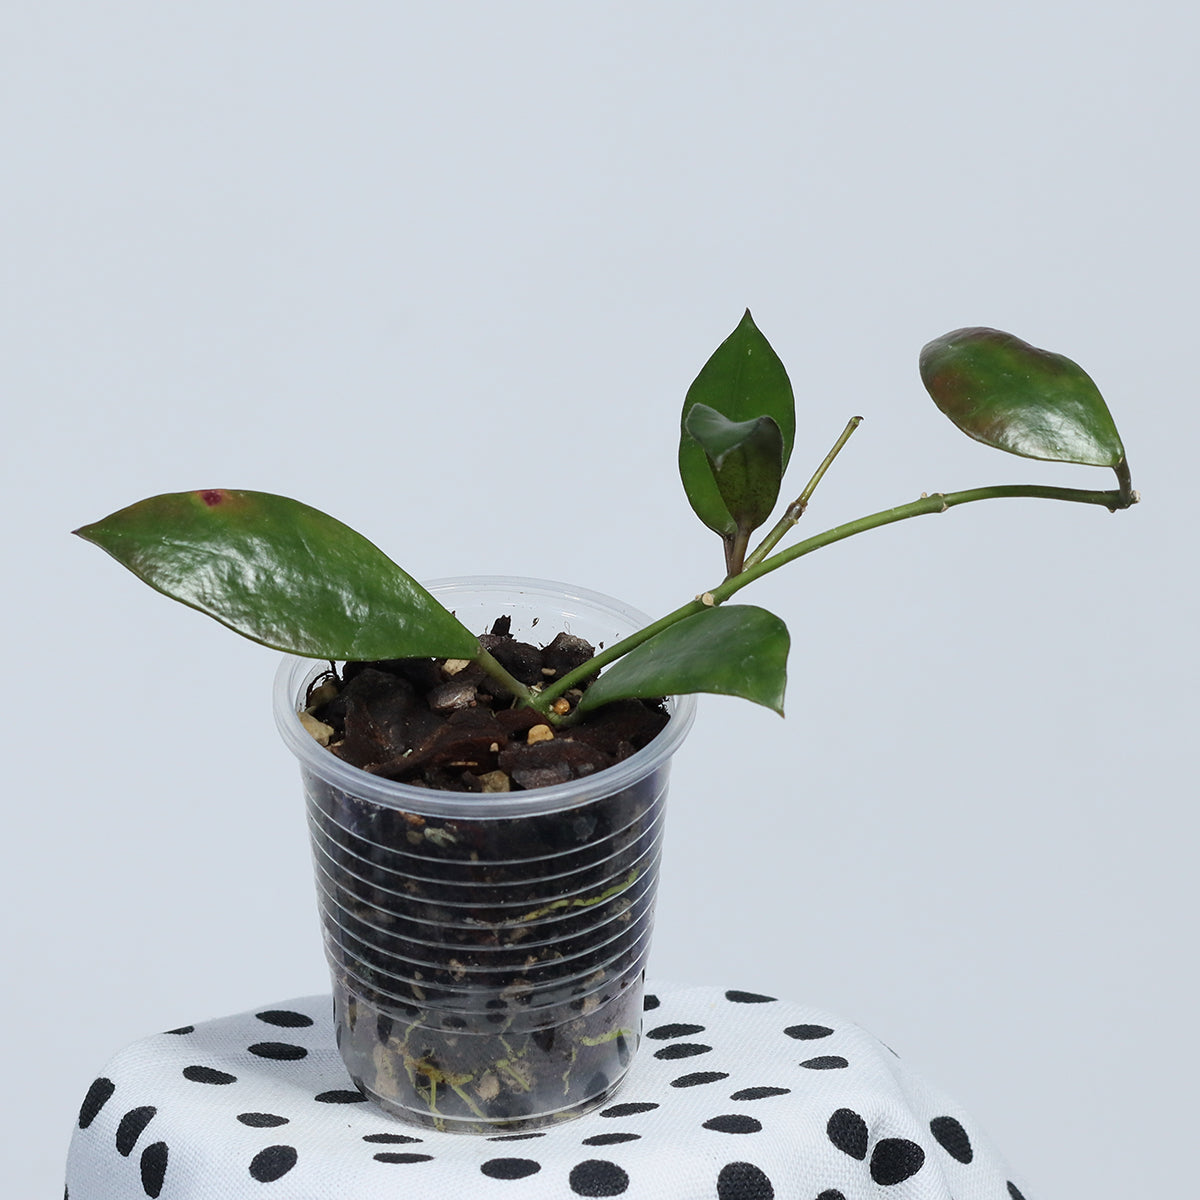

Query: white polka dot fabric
[[65, 983, 1029, 1199]]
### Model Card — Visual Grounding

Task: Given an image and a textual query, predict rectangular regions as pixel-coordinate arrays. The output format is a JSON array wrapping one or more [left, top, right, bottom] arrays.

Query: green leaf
[[576, 604, 789, 716], [74, 489, 479, 661], [920, 327, 1125, 468], [683, 404, 785, 535], [680, 310, 796, 536]]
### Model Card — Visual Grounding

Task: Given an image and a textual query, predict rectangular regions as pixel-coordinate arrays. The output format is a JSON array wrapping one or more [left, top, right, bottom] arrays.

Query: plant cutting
[[76, 315, 1136, 1132]]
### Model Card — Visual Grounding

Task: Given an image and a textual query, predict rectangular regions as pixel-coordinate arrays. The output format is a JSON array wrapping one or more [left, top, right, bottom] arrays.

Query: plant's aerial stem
[[535, 479, 1133, 710], [724, 528, 751, 579], [533, 594, 709, 709], [719, 482, 1135, 600], [1114, 457, 1136, 508], [744, 415, 863, 570], [474, 646, 546, 713]]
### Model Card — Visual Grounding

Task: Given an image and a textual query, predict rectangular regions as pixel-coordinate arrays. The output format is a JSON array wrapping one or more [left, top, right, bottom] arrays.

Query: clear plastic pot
[[274, 577, 696, 1133]]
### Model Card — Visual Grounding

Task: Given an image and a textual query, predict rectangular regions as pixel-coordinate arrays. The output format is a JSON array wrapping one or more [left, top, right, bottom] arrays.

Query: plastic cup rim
[[274, 576, 698, 818]]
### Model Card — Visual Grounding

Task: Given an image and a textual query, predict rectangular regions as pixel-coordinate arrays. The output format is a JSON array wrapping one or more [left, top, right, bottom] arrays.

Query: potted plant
[[75, 315, 1136, 1133]]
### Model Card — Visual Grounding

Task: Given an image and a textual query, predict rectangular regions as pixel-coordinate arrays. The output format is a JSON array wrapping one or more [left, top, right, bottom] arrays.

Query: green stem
[[474, 646, 541, 709], [724, 527, 751, 579], [1115, 457, 1136, 507], [720, 482, 1133, 601], [744, 415, 862, 569], [538, 481, 1131, 706], [538, 595, 709, 706]]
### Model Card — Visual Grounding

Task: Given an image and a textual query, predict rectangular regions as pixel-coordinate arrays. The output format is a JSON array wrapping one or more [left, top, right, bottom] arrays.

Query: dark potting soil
[[300, 618, 673, 1129], [304, 617, 668, 792]]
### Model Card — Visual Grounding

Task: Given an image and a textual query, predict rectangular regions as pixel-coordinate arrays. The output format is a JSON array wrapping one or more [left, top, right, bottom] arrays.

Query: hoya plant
[[76, 316, 1135, 731]]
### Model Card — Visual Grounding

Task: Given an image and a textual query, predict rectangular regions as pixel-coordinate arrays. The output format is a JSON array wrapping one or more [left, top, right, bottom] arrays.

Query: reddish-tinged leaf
[[920, 327, 1125, 468]]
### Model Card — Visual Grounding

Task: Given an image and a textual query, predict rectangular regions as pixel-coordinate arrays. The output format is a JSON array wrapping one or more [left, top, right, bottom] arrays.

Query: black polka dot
[[826, 1108, 868, 1160], [488, 1133, 546, 1141], [569, 1159, 630, 1196], [870, 1138, 925, 1185], [481, 1158, 542, 1179], [78, 1078, 115, 1128], [249, 1145, 298, 1182], [314, 1089, 367, 1104], [583, 1133, 641, 1145], [642, 994, 660, 1010], [164, 1025, 194, 1035], [646, 1022, 706, 1039], [599, 1101, 659, 1118], [248, 1041, 307, 1061], [930, 1115, 973, 1163], [725, 990, 776, 1003], [183, 1065, 237, 1085], [654, 1043, 712, 1060], [704, 1114, 763, 1134], [116, 1107, 157, 1156], [671, 1071, 729, 1087], [363, 1133, 422, 1144], [730, 1086, 790, 1101], [816, 1191, 847, 1200], [255, 1010, 314, 1028], [1007, 1184, 1028, 1200], [139, 1142, 168, 1198], [800, 1056, 848, 1070], [784, 1024, 834, 1040], [237, 1113, 290, 1128], [717, 1161, 775, 1200], [374, 1152, 434, 1164]]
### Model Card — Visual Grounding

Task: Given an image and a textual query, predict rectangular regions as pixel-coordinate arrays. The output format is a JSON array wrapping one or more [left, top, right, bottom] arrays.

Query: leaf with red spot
[[75, 490, 478, 660]]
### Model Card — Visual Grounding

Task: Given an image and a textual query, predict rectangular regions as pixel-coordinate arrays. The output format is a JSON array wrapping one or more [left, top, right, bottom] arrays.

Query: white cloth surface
[[65, 983, 1029, 1199]]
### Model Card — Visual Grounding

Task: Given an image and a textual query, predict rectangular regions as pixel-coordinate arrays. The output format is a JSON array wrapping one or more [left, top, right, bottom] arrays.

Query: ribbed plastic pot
[[274, 577, 696, 1133]]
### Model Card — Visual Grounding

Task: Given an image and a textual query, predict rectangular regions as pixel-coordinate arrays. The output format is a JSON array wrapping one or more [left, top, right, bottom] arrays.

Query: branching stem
[[1115, 457, 1136, 507], [474, 646, 546, 713], [531, 480, 1133, 711], [724, 527, 751, 579], [744, 415, 863, 569]]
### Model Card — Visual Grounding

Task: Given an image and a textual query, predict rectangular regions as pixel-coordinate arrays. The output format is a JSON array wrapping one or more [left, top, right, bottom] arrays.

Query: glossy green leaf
[[684, 403, 784, 534], [576, 604, 789, 715], [74, 489, 479, 661], [920, 327, 1125, 467], [680, 311, 796, 536]]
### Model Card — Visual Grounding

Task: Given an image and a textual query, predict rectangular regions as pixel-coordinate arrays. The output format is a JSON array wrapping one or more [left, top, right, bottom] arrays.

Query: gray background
[[4, 2, 1195, 1195]]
